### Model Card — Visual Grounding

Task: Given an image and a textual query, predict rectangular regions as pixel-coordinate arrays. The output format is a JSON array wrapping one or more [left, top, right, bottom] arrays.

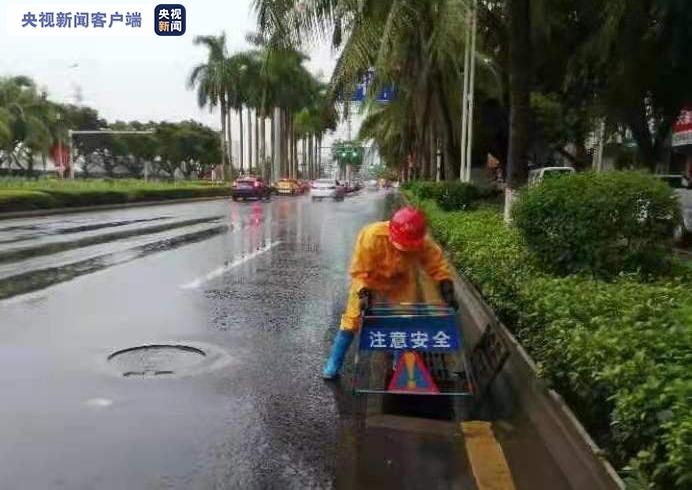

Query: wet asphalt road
[[0, 192, 471, 490]]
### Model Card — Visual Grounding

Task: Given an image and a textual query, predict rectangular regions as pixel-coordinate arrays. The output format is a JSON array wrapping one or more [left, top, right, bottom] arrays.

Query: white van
[[528, 166, 575, 186]]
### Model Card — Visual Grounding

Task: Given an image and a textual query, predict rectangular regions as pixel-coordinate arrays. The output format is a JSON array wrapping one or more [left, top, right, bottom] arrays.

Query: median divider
[[397, 190, 625, 489], [0, 193, 230, 220], [0, 180, 233, 217], [453, 272, 625, 490]]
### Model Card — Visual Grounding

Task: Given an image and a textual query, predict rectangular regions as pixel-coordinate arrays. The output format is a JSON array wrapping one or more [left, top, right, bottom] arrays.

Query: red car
[[232, 177, 271, 201]]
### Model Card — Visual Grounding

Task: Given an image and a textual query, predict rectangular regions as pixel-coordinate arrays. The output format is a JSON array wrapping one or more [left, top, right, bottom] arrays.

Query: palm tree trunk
[[226, 105, 233, 175], [270, 109, 276, 181], [286, 116, 291, 178], [312, 135, 317, 179], [239, 106, 245, 173], [291, 121, 297, 178], [283, 110, 289, 178], [281, 109, 288, 177], [277, 110, 282, 178], [247, 107, 253, 173], [260, 115, 266, 179], [294, 125, 298, 178], [317, 135, 322, 177], [308, 135, 313, 179], [287, 112, 293, 178], [220, 105, 228, 178], [301, 138, 306, 178], [292, 121, 296, 178], [27, 152, 35, 178], [255, 111, 260, 175]]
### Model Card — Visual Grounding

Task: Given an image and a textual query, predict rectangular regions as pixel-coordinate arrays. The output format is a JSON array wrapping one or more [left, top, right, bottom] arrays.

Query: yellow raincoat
[[340, 221, 452, 331]]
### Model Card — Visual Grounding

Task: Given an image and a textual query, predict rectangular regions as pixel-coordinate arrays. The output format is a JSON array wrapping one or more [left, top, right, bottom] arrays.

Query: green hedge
[[0, 183, 231, 213], [512, 171, 681, 278], [0, 190, 59, 211], [407, 193, 692, 489], [403, 181, 492, 211]]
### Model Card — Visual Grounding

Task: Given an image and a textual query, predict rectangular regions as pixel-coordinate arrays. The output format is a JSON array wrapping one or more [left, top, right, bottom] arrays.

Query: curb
[[453, 273, 625, 490], [0, 195, 230, 221]]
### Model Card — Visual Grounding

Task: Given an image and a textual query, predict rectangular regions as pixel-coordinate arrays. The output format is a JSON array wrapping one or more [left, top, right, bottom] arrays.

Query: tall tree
[[505, 0, 532, 218], [568, 0, 692, 170], [0, 76, 54, 174], [188, 34, 231, 176]]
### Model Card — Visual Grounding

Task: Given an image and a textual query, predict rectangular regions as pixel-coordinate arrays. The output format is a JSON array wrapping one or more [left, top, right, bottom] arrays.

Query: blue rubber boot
[[323, 330, 355, 380]]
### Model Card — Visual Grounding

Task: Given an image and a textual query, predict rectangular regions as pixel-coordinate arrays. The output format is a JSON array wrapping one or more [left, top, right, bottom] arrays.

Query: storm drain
[[108, 344, 209, 377]]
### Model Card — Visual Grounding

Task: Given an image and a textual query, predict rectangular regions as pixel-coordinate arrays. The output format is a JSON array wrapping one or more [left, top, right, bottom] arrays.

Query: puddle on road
[[107, 342, 231, 378]]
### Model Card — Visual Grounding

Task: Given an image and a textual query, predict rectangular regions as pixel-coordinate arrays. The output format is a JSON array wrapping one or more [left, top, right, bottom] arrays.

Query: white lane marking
[[85, 398, 113, 408], [180, 240, 281, 289]]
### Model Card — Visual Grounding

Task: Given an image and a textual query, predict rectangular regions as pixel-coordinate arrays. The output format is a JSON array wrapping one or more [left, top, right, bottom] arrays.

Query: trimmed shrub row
[[406, 194, 692, 489], [0, 185, 231, 213], [512, 171, 681, 278], [403, 181, 496, 211]]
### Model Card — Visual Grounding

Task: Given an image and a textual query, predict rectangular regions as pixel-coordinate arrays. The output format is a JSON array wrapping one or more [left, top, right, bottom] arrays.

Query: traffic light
[[333, 141, 364, 167]]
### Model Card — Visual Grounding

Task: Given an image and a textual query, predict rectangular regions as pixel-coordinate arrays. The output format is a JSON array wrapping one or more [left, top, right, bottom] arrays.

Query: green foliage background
[[406, 185, 692, 489]]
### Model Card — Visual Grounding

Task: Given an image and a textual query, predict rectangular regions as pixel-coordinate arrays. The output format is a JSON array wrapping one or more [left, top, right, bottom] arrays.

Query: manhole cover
[[108, 344, 208, 377]]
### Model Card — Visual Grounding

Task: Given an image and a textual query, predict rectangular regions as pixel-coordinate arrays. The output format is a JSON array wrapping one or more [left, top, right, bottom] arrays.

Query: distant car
[[675, 207, 691, 245], [298, 180, 311, 193], [366, 179, 379, 191], [276, 178, 303, 195], [232, 177, 271, 201], [654, 174, 690, 189], [344, 180, 362, 193], [311, 179, 346, 201], [528, 166, 575, 186], [655, 174, 691, 244]]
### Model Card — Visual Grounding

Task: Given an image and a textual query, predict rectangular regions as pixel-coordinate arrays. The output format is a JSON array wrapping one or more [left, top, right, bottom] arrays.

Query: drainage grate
[[422, 352, 451, 382]]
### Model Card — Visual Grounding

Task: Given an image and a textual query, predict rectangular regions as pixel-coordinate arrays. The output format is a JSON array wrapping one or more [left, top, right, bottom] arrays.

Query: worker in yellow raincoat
[[323, 207, 458, 379]]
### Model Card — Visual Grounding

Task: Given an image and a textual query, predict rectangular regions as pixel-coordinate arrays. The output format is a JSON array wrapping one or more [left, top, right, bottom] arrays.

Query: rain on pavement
[[0, 191, 481, 490]]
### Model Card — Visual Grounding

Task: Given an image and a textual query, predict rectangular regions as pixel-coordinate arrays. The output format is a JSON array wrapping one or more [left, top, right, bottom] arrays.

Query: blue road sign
[[359, 312, 460, 352], [350, 83, 366, 102], [376, 85, 395, 103]]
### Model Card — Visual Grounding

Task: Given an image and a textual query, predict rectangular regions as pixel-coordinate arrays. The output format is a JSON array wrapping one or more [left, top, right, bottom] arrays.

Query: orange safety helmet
[[389, 207, 427, 251]]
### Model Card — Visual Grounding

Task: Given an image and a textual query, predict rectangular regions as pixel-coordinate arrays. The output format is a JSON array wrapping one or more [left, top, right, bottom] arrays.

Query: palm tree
[[188, 34, 231, 176], [0, 76, 54, 175], [254, 0, 493, 181], [225, 51, 260, 175]]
